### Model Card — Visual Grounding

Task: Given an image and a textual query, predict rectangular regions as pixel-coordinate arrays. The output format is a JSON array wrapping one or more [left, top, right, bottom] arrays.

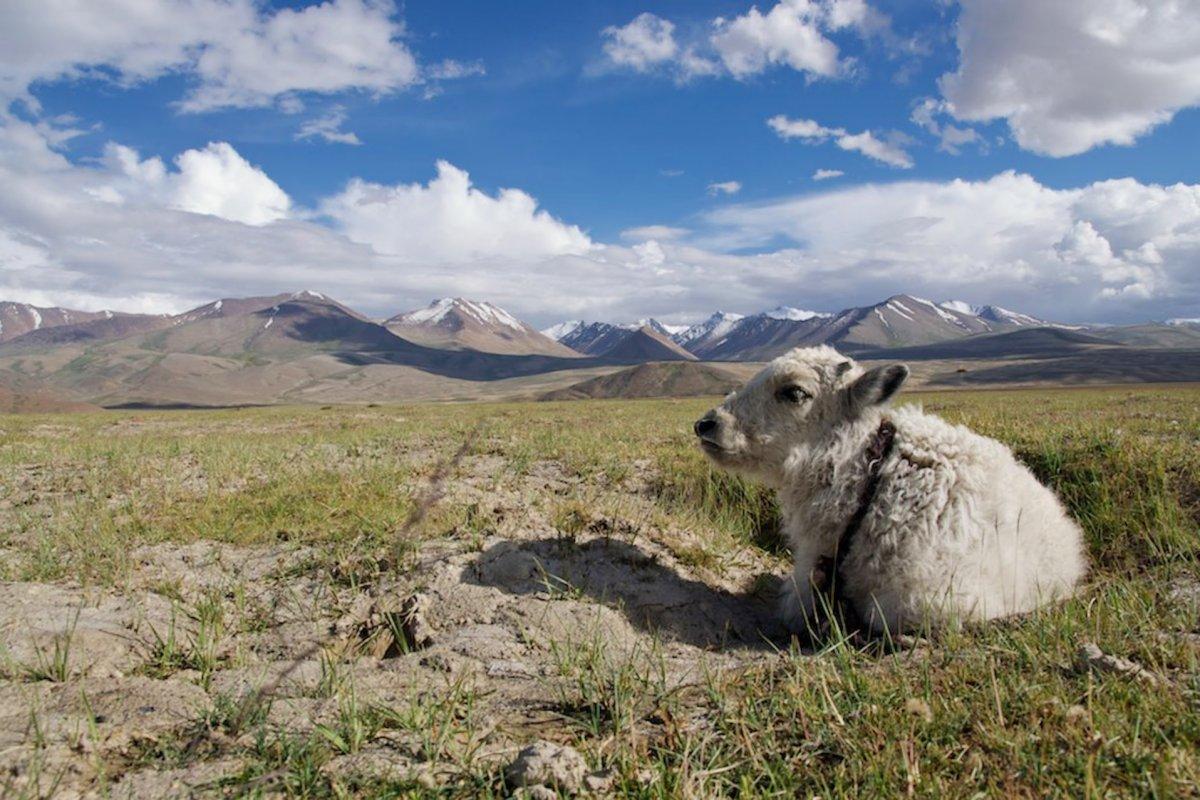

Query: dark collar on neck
[[814, 417, 898, 632]]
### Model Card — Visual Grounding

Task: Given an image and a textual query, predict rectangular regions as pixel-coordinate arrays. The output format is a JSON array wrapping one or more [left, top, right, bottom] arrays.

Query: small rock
[[1075, 641, 1164, 686], [585, 767, 617, 793], [903, 698, 933, 723], [415, 768, 438, 789], [505, 741, 587, 794], [1169, 577, 1200, 608], [1065, 704, 1090, 725], [892, 634, 933, 656], [400, 592, 435, 649]]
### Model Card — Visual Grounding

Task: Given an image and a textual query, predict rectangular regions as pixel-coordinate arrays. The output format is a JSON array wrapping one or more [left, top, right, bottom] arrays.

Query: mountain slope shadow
[[276, 311, 603, 381], [464, 537, 787, 650]]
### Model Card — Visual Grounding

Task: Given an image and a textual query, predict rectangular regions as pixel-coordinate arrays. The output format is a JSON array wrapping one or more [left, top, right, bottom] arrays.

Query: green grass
[[0, 385, 1197, 797]]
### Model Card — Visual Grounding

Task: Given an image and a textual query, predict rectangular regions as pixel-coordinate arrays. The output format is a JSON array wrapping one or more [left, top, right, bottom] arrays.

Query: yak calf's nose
[[694, 417, 717, 437]]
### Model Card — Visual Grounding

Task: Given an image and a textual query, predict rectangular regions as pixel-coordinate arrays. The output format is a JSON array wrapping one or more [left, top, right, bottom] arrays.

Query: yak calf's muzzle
[[693, 414, 718, 438]]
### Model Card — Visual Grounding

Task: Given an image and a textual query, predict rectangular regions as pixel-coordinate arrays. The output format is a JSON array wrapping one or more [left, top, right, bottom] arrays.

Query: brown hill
[[0, 302, 156, 344], [855, 327, 1114, 361], [540, 361, 745, 400], [926, 348, 1200, 387], [0, 385, 101, 414], [1090, 323, 1200, 348], [594, 326, 697, 362]]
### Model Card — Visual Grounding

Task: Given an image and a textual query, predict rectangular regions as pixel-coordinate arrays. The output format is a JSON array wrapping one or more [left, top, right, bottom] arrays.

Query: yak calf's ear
[[847, 364, 908, 414]]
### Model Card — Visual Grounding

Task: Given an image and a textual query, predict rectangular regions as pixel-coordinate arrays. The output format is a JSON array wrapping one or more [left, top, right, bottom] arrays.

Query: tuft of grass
[[652, 450, 784, 553], [20, 610, 80, 683]]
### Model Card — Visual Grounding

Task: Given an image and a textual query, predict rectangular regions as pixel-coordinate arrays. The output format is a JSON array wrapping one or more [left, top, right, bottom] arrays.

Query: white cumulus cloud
[[602, 13, 680, 72], [812, 168, 844, 180], [0, 0, 471, 113], [711, 0, 850, 79], [940, 0, 1200, 156], [598, 1, 885, 81], [768, 115, 913, 168], [102, 141, 291, 225], [320, 160, 594, 262]]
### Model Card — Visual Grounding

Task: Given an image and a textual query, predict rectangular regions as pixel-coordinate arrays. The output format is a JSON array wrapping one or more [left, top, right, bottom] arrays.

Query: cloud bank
[[1, 119, 1198, 324]]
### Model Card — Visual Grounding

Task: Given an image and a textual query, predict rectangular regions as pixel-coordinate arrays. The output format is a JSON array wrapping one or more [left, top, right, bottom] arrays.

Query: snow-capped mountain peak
[[764, 306, 828, 322], [395, 298, 525, 331], [674, 311, 745, 346], [975, 305, 1044, 327], [634, 318, 689, 337], [386, 298, 577, 357], [541, 320, 584, 341]]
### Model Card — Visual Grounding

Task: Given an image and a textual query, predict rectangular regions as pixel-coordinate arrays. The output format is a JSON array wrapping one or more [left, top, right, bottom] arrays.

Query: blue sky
[[1, 0, 1199, 325]]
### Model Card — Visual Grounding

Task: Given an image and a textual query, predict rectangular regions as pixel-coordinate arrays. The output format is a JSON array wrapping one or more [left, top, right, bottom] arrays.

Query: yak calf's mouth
[[698, 438, 726, 455]]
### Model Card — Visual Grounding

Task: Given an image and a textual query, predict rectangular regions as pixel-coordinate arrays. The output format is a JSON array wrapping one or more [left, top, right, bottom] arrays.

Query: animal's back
[[846, 405, 1087, 632]]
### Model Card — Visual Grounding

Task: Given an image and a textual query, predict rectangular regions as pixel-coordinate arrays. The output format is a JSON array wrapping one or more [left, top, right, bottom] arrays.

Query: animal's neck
[[781, 410, 889, 522]]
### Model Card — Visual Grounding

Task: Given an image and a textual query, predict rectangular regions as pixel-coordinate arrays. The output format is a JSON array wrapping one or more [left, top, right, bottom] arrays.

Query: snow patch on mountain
[[637, 318, 689, 337], [675, 311, 745, 346], [939, 300, 977, 315], [541, 320, 584, 340], [399, 298, 525, 331], [765, 306, 827, 321], [886, 301, 915, 321], [976, 305, 1043, 327]]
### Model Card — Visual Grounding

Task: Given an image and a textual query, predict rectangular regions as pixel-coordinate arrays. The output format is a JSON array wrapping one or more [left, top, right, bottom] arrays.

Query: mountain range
[[542, 295, 1058, 361], [0, 291, 1196, 407]]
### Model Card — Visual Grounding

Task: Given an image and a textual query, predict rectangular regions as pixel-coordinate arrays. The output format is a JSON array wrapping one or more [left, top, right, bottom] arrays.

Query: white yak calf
[[694, 346, 1087, 636]]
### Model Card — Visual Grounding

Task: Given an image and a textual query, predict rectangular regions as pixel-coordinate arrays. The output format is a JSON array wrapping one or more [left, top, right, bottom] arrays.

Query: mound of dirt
[[540, 361, 746, 400]]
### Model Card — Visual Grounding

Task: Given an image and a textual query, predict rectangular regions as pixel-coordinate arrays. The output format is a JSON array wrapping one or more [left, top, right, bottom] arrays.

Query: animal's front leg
[[778, 536, 827, 636]]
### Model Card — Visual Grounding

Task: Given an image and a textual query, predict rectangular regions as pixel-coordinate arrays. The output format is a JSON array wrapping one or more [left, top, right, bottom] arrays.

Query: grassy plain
[[0, 384, 1197, 797]]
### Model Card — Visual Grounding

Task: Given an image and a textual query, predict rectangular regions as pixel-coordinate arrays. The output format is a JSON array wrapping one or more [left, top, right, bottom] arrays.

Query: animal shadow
[[464, 536, 788, 650]]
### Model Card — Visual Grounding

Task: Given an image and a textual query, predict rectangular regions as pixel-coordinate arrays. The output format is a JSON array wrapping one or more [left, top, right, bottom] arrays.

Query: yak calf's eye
[[777, 384, 811, 404]]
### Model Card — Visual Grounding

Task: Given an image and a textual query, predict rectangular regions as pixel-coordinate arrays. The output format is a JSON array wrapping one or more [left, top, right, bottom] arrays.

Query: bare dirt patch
[[0, 454, 787, 797]]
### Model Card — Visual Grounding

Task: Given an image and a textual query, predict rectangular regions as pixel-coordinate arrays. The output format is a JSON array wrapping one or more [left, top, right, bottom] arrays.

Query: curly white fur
[[695, 346, 1087, 635]]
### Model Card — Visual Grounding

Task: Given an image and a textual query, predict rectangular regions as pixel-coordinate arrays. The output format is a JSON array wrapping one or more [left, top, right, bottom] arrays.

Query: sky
[[1, 0, 1199, 327]]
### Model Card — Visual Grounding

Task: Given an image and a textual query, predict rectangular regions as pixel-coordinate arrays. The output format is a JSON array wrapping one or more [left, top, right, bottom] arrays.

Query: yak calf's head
[[693, 346, 908, 484]]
